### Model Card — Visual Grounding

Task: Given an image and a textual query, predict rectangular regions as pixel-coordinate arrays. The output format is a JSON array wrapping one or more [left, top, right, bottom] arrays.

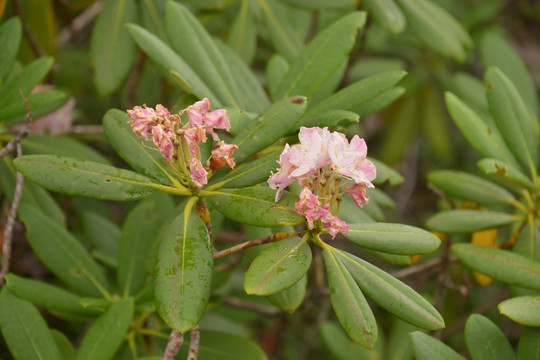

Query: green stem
[[138, 328, 170, 339], [148, 183, 192, 196]]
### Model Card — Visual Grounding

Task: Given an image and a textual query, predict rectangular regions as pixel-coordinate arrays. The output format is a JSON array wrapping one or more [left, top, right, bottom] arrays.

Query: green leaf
[[126, 23, 219, 104], [228, 0, 256, 65], [177, 330, 267, 360], [218, 151, 279, 189], [323, 248, 377, 349], [75, 298, 134, 360], [427, 210, 516, 234], [477, 158, 535, 190], [82, 212, 120, 267], [410, 331, 465, 360], [481, 32, 538, 117], [345, 223, 441, 255], [338, 195, 376, 224], [336, 249, 444, 330], [165, 1, 242, 109], [21, 135, 110, 165], [514, 223, 540, 263], [518, 327, 540, 360], [266, 274, 307, 313], [103, 109, 177, 186], [0, 156, 65, 225], [394, 0, 471, 61], [498, 296, 540, 327], [0, 288, 61, 360], [309, 59, 348, 106], [445, 92, 518, 167], [14, 154, 158, 201], [452, 244, 540, 290], [256, 0, 303, 62], [274, 11, 366, 99], [386, 319, 418, 360], [465, 314, 515, 360], [208, 187, 304, 228], [485, 67, 539, 175], [51, 330, 76, 360], [364, 0, 406, 33], [214, 39, 270, 113], [320, 321, 378, 360], [0, 17, 21, 81], [368, 187, 396, 210], [278, 0, 355, 8], [266, 54, 289, 100], [0, 56, 53, 107], [5, 273, 100, 319], [428, 170, 516, 207], [244, 236, 311, 295], [355, 87, 406, 118], [18, 205, 110, 298], [1, 89, 68, 124], [298, 109, 359, 128], [90, 0, 137, 95], [370, 158, 404, 186], [232, 96, 307, 163], [139, 0, 167, 42], [154, 205, 213, 332], [118, 193, 174, 296]]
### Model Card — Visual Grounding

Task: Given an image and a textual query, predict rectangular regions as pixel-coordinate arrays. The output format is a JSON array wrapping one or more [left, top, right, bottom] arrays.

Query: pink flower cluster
[[127, 99, 238, 189], [268, 127, 376, 238]]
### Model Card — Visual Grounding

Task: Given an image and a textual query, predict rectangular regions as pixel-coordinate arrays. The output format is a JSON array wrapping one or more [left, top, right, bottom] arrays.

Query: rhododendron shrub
[[17, 0, 540, 359]]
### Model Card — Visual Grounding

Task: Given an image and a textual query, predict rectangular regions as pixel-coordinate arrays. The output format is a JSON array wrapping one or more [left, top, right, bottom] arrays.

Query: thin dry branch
[[223, 296, 280, 316], [0, 143, 24, 287], [56, 1, 104, 47], [187, 326, 200, 360], [213, 232, 301, 260], [0, 90, 30, 286], [161, 330, 184, 360]]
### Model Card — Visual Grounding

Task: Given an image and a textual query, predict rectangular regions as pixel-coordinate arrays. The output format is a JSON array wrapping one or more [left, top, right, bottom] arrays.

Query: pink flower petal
[[183, 127, 207, 157], [295, 187, 330, 230], [152, 126, 174, 162], [211, 140, 238, 170], [268, 144, 297, 202], [322, 214, 349, 238], [344, 183, 370, 208], [189, 158, 208, 188]]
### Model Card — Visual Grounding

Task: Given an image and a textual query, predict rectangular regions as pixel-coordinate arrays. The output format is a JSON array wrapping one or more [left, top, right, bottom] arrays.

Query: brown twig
[[223, 296, 280, 316], [0, 90, 31, 286], [428, 183, 456, 209], [0, 90, 32, 159], [187, 326, 200, 360], [0, 143, 24, 287], [213, 232, 301, 260], [56, 1, 104, 47], [13, 0, 45, 58], [433, 236, 452, 339], [391, 257, 459, 279], [161, 330, 184, 360]]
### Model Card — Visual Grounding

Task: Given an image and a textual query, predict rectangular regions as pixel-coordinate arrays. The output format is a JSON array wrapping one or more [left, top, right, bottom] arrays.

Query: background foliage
[[0, 0, 539, 359]]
